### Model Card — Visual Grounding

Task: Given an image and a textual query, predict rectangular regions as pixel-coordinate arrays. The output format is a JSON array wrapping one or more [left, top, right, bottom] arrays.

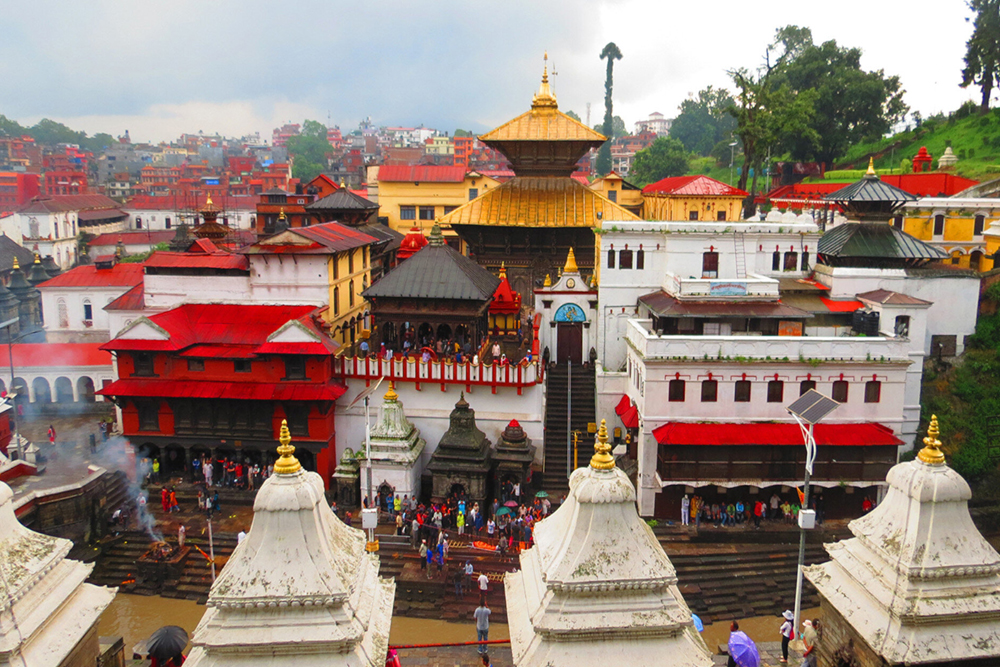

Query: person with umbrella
[[147, 625, 188, 666], [727, 621, 759, 667]]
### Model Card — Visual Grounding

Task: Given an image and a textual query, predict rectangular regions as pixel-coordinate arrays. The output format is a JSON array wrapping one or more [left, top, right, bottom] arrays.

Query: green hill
[[837, 104, 1000, 181]]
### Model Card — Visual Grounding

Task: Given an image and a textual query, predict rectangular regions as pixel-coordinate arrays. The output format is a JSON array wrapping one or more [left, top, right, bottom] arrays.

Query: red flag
[[796, 486, 805, 504]]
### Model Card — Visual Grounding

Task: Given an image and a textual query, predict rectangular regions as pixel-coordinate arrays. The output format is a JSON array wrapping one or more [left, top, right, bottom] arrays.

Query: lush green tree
[[669, 86, 738, 156], [454, 128, 474, 137], [82, 133, 115, 153], [565, 110, 582, 122], [597, 42, 623, 175], [0, 115, 26, 137], [301, 119, 327, 139], [593, 115, 626, 139], [286, 122, 332, 182], [962, 0, 1000, 113], [728, 66, 818, 199], [770, 27, 908, 167], [29, 118, 87, 146], [630, 136, 690, 186]]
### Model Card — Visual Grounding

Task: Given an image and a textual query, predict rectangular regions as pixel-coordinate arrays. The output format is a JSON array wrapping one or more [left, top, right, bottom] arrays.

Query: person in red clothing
[[161, 487, 169, 513], [235, 463, 243, 489], [753, 500, 763, 529]]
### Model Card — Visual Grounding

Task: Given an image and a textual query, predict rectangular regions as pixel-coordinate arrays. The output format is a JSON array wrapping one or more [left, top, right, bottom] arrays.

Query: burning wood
[[142, 541, 177, 562]]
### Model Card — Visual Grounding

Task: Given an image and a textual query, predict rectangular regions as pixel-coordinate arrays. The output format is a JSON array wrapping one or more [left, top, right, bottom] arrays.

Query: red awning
[[97, 378, 348, 402], [614, 394, 632, 416], [620, 404, 639, 429], [652, 422, 902, 447]]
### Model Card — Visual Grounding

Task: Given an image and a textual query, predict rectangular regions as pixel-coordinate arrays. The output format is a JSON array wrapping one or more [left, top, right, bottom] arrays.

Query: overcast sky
[[0, 0, 978, 144]]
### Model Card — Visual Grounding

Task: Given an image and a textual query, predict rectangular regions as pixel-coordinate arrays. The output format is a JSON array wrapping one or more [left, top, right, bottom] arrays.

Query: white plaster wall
[[533, 273, 597, 363], [7, 364, 114, 403], [125, 207, 256, 231], [144, 274, 252, 309], [813, 265, 980, 355], [40, 286, 133, 336], [334, 379, 545, 476], [595, 368, 627, 428], [248, 255, 329, 305]]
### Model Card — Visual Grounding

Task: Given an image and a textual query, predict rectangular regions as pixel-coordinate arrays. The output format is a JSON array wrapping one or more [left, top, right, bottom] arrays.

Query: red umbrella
[[504, 500, 519, 508]]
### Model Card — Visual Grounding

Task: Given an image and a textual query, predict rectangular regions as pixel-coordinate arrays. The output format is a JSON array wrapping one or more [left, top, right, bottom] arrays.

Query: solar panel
[[787, 389, 840, 424]]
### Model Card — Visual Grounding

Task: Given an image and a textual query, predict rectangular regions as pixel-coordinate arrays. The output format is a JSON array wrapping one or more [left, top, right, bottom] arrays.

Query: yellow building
[[640, 175, 747, 222], [375, 164, 499, 247], [243, 222, 374, 345], [897, 198, 997, 271], [589, 171, 644, 217], [424, 136, 454, 156]]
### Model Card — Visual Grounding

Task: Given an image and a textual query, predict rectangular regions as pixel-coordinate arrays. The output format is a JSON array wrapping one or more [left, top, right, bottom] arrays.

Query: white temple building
[[359, 382, 426, 503], [0, 480, 116, 667], [805, 416, 1000, 665], [504, 420, 713, 667], [184, 421, 395, 666]]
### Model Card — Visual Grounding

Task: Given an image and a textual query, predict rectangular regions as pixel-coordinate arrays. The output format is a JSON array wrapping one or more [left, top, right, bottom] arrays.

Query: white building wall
[[143, 274, 252, 310], [124, 207, 256, 231], [40, 286, 135, 339], [248, 255, 329, 305]]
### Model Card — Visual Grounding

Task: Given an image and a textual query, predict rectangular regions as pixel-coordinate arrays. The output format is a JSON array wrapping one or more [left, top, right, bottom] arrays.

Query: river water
[[99, 594, 510, 654]]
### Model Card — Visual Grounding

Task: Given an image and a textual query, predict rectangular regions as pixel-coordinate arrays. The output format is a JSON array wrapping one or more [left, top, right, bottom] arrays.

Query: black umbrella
[[146, 625, 189, 660]]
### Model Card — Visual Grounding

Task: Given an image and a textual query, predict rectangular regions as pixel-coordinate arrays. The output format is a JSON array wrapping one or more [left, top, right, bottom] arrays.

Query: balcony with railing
[[663, 272, 780, 299], [333, 355, 543, 393]]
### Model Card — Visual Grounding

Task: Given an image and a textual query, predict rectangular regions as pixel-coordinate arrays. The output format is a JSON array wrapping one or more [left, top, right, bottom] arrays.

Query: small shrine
[[184, 421, 394, 666], [938, 145, 958, 170], [0, 480, 116, 665], [912, 146, 933, 173], [332, 447, 361, 507], [396, 225, 429, 262], [806, 417, 1000, 666], [533, 248, 597, 364], [359, 383, 426, 503], [192, 195, 229, 241], [491, 419, 535, 500], [505, 420, 713, 667], [488, 263, 522, 336], [425, 394, 492, 504]]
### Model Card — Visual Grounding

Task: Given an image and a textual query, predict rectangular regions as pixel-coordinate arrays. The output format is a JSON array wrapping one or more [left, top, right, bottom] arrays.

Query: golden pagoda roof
[[441, 176, 640, 228]]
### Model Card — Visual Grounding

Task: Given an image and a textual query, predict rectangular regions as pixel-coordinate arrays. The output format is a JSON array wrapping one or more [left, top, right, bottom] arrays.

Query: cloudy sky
[[0, 0, 977, 143]]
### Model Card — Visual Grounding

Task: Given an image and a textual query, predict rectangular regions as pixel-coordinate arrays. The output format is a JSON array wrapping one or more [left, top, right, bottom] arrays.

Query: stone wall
[[58, 624, 103, 667]]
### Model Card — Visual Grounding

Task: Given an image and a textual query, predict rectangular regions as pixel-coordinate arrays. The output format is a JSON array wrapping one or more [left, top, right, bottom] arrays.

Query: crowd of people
[[681, 492, 828, 529], [194, 455, 271, 491], [355, 318, 536, 367]]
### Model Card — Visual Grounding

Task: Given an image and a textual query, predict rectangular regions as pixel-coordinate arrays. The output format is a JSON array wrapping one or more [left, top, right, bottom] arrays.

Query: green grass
[[687, 156, 740, 185]]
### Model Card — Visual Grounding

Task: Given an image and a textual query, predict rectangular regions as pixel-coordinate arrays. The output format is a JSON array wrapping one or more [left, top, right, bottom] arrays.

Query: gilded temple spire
[[384, 381, 398, 402], [532, 52, 558, 113], [590, 418, 615, 470], [865, 157, 877, 177], [273, 419, 302, 474], [563, 247, 578, 274], [917, 414, 946, 465]]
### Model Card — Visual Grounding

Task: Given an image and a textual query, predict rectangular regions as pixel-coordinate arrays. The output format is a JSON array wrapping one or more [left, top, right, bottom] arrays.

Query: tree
[[770, 27, 908, 167], [454, 129, 474, 137], [0, 115, 26, 137], [962, 0, 1000, 112], [593, 115, 627, 139], [286, 121, 332, 181], [669, 86, 738, 156], [301, 119, 327, 139], [728, 66, 818, 202], [597, 42, 623, 176], [630, 136, 690, 186], [565, 110, 582, 122]]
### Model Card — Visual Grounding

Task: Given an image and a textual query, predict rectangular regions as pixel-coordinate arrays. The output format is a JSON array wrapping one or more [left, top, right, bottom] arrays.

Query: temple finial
[[499, 261, 507, 279], [918, 415, 946, 465], [866, 157, 877, 177], [273, 419, 302, 474], [278, 207, 287, 221], [12, 257, 19, 271], [590, 419, 615, 470], [564, 247, 578, 274], [384, 381, 398, 402], [543, 273, 551, 287]]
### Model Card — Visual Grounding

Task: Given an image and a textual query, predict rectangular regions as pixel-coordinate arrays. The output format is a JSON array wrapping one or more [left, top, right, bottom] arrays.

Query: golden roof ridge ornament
[[590, 418, 615, 470], [12, 257, 19, 271], [33, 252, 41, 263], [206, 193, 214, 207], [865, 157, 878, 178], [273, 419, 302, 474], [532, 52, 558, 113], [499, 261, 507, 279], [278, 207, 287, 221], [564, 247, 578, 274], [918, 414, 946, 465], [384, 381, 398, 402]]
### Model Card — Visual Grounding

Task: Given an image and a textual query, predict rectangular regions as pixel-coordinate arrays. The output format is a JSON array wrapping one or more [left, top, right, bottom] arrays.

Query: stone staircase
[[541, 363, 596, 493]]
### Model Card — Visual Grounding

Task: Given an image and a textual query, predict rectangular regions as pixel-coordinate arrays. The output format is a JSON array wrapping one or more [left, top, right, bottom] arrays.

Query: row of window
[[901, 214, 988, 237], [607, 248, 645, 270], [331, 248, 369, 280], [667, 378, 881, 404], [399, 205, 460, 221], [133, 354, 307, 380]]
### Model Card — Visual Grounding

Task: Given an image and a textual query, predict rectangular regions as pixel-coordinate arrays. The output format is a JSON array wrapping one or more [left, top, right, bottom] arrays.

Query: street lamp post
[[786, 389, 840, 637], [729, 141, 738, 186]]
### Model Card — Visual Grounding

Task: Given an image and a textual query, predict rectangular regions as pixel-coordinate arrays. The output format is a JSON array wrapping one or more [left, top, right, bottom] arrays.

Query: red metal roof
[[177, 344, 257, 359], [286, 222, 377, 253], [37, 263, 144, 289], [97, 378, 347, 402], [763, 173, 979, 204], [652, 422, 902, 447], [144, 241, 249, 271], [16, 194, 121, 214], [104, 284, 145, 311], [642, 175, 749, 197], [489, 269, 521, 314], [620, 404, 639, 429], [378, 165, 469, 183], [89, 230, 175, 247], [0, 343, 111, 368], [101, 304, 331, 355]]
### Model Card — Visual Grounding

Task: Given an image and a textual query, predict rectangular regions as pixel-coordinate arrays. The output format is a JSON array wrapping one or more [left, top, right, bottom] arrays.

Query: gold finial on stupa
[[206, 194, 214, 207], [273, 419, 302, 474], [12, 257, 19, 271], [564, 247, 578, 274], [918, 414, 946, 465], [278, 207, 287, 221], [866, 157, 877, 177], [340, 180, 347, 189], [532, 52, 558, 112], [590, 418, 615, 470], [384, 381, 398, 402], [33, 253, 41, 264], [543, 273, 552, 287]]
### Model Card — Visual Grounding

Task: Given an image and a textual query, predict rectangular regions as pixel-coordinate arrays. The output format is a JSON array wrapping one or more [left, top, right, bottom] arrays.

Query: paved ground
[[393, 645, 513, 666]]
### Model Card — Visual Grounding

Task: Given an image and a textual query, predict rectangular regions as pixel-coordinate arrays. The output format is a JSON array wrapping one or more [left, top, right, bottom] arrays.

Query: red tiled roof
[[37, 263, 144, 289], [0, 343, 111, 368], [292, 223, 377, 252], [642, 175, 748, 197], [144, 241, 249, 271], [570, 172, 591, 185], [652, 422, 903, 447], [104, 284, 144, 311], [15, 194, 121, 214], [378, 165, 468, 183], [489, 269, 521, 314], [78, 208, 128, 222], [89, 230, 175, 247], [97, 378, 347, 402], [856, 289, 933, 306], [101, 304, 330, 355]]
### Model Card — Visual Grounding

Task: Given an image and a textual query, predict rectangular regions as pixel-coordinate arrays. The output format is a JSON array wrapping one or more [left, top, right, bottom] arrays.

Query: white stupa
[[505, 420, 713, 667], [805, 416, 1000, 665], [359, 382, 425, 502], [184, 421, 394, 666], [0, 481, 116, 666]]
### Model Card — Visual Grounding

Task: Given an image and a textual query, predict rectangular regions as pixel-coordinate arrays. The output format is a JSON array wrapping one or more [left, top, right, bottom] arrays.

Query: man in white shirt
[[478, 572, 489, 603], [237, 529, 247, 544]]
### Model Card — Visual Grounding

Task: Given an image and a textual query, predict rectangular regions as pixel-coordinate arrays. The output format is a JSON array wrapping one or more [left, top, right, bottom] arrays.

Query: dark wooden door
[[557, 323, 583, 364]]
